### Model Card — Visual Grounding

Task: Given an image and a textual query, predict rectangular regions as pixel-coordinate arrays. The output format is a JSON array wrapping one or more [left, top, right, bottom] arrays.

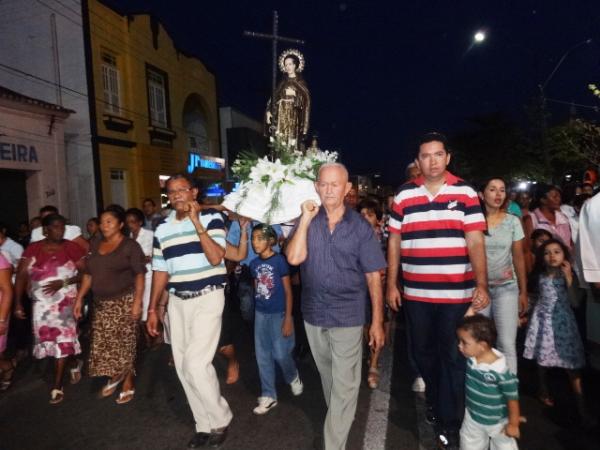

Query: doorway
[[0, 169, 28, 237]]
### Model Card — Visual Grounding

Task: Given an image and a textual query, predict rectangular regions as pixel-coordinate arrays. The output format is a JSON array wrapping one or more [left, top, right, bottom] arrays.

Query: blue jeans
[[404, 301, 470, 432], [480, 282, 519, 374], [254, 310, 298, 399], [238, 277, 255, 322]]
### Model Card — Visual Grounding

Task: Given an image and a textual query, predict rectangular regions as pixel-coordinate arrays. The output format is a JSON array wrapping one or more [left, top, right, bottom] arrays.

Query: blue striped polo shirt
[[152, 209, 227, 292], [298, 207, 387, 328]]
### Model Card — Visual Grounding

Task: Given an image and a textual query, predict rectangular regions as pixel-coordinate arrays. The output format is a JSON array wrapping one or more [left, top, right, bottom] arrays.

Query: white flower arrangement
[[222, 138, 338, 224]]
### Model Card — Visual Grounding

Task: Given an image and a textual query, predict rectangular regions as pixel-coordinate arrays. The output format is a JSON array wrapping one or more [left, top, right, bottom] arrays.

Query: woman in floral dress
[[14, 214, 86, 404], [0, 253, 14, 390]]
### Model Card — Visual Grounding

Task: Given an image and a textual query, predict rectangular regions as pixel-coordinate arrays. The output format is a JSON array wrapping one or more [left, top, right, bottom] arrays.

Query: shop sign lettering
[[187, 152, 223, 173], [0, 142, 39, 163]]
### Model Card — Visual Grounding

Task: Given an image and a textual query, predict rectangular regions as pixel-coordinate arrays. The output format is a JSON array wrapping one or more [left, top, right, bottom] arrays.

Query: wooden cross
[[244, 11, 305, 102]]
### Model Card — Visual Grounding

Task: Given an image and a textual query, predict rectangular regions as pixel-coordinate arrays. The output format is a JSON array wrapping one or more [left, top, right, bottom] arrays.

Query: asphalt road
[[1, 317, 599, 450]]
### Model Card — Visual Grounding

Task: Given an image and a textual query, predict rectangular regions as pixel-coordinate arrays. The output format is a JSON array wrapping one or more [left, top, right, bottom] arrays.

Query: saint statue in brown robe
[[265, 49, 310, 148]]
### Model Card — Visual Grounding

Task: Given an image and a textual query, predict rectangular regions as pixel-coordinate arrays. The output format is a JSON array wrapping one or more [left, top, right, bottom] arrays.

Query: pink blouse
[[531, 208, 573, 249]]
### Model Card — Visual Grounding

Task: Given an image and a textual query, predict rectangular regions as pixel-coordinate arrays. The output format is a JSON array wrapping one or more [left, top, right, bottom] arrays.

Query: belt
[[173, 285, 224, 300]]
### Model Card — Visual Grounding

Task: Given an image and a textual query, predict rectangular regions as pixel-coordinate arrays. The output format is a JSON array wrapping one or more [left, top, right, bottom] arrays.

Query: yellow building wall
[[88, 0, 220, 209]]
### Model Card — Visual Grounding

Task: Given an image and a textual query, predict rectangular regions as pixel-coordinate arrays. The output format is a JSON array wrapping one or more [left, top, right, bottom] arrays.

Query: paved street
[[1, 318, 599, 449]]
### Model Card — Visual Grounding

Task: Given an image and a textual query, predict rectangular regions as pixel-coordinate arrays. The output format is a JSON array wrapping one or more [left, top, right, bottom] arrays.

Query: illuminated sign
[[187, 152, 224, 173]]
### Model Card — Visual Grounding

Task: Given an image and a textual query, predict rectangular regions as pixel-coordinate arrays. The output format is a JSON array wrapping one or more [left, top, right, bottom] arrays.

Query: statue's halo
[[278, 49, 305, 73]]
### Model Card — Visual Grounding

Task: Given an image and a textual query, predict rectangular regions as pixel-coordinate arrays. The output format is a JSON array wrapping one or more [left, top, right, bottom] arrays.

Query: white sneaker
[[290, 375, 304, 396], [253, 396, 278, 415], [411, 376, 426, 393]]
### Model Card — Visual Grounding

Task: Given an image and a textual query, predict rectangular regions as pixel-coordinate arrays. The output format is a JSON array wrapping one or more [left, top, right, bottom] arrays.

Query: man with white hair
[[286, 162, 386, 450]]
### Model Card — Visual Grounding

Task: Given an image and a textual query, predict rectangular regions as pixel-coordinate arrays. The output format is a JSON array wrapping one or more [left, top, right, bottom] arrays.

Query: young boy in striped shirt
[[457, 315, 520, 450]]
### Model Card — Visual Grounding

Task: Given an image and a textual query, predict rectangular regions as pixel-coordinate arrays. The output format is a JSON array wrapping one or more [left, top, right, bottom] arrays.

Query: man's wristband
[[147, 309, 157, 314]]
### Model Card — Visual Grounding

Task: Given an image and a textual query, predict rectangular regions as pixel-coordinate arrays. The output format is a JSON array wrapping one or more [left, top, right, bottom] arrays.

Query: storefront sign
[[0, 141, 38, 163], [187, 152, 224, 173]]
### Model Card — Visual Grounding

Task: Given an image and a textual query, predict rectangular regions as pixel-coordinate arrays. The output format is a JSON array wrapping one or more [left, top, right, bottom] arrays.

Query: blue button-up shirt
[[299, 207, 387, 328]]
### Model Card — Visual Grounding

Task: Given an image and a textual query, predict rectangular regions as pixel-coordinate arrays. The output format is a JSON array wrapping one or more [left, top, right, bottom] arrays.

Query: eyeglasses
[[167, 187, 193, 196]]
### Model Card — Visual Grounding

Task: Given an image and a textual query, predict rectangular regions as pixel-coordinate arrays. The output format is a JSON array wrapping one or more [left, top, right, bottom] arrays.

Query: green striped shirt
[[465, 349, 519, 426]]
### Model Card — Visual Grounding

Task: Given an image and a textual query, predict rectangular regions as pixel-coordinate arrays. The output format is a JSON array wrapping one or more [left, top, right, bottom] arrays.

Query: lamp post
[[538, 39, 592, 182], [474, 31, 486, 43]]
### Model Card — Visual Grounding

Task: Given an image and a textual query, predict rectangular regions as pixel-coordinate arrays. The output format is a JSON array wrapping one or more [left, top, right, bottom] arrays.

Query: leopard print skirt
[[88, 291, 138, 378]]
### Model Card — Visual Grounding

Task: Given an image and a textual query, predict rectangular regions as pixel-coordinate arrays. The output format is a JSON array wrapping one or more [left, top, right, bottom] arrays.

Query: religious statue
[[265, 49, 311, 148]]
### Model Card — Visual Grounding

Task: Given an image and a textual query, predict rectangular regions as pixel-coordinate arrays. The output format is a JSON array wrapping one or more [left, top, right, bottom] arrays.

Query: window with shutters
[[102, 52, 121, 115], [147, 69, 168, 128]]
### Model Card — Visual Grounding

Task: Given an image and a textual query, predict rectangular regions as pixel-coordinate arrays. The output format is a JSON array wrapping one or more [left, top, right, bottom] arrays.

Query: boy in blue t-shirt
[[249, 223, 303, 415]]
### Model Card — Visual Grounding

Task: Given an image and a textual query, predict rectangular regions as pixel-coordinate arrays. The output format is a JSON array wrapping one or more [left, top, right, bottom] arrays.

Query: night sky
[[104, 0, 600, 183]]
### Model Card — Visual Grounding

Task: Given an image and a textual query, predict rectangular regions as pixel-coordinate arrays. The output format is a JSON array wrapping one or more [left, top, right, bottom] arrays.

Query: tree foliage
[[450, 112, 596, 184]]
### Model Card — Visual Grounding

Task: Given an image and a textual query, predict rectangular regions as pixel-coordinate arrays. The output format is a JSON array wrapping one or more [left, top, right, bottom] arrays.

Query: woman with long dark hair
[[477, 177, 527, 374]]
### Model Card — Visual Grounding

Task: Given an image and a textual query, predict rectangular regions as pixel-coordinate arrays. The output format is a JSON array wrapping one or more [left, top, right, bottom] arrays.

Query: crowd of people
[[0, 132, 599, 450]]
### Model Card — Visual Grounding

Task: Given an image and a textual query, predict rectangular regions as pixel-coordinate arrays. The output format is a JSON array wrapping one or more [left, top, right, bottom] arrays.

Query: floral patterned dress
[[22, 241, 86, 359], [523, 274, 585, 369], [0, 253, 11, 353]]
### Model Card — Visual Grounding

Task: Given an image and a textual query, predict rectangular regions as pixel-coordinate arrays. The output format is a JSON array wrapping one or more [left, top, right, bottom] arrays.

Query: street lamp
[[538, 38, 593, 181], [474, 31, 486, 43]]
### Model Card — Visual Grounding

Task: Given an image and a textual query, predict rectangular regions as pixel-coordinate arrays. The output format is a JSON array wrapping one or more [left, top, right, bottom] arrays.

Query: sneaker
[[253, 396, 278, 415], [437, 430, 459, 450], [290, 375, 304, 396], [411, 376, 426, 393]]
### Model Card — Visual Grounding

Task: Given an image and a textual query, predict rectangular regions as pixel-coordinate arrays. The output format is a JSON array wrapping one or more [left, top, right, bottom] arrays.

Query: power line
[[0, 124, 93, 149], [5, 2, 235, 134], [31, 0, 240, 106], [0, 62, 208, 144], [35, 0, 81, 26], [546, 97, 600, 112]]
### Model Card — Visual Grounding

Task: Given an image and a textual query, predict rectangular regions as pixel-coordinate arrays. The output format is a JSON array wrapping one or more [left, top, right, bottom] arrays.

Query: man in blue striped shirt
[[287, 162, 386, 450], [147, 174, 232, 449]]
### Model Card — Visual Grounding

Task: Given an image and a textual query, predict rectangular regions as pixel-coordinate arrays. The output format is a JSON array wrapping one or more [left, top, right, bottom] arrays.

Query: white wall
[[0, 0, 96, 227], [0, 103, 70, 218]]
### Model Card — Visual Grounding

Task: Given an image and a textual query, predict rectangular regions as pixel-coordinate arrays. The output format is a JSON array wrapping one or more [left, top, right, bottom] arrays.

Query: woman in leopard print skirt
[[75, 208, 146, 404]]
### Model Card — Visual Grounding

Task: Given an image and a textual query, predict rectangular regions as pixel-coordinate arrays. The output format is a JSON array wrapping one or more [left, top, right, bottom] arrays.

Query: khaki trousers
[[305, 322, 363, 450], [168, 289, 232, 433]]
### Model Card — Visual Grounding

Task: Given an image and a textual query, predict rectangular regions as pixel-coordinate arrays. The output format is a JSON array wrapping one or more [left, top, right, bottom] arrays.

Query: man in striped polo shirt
[[147, 174, 232, 448], [386, 133, 489, 449]]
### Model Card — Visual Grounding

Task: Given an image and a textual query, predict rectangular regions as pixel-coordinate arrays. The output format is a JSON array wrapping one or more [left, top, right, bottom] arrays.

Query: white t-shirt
[[0, 237, 23, 268], [30, 224, 82, 243], [578, 193, 600, 283]]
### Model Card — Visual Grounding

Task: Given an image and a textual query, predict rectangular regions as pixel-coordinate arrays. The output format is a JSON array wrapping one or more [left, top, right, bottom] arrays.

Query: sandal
[[538, 395, 554, 407], [100, 375, 125, 398], [0, 358, 17, 391], [367, 367, 380, 389], [69, 359, 83, 384], [49, 388, 64, 405], [115, 389, 135, 404]]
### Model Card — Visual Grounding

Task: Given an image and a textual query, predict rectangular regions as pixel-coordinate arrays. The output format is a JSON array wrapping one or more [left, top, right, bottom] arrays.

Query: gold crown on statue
[[278, 49, 305, 73]]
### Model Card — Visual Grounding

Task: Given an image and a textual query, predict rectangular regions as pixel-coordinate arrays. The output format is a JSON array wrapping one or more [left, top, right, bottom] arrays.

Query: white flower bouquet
[[222, 138, 338, 224]]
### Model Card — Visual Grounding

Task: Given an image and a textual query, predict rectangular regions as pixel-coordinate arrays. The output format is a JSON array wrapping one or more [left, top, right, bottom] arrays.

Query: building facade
[[0, 0, 95, 229], [0, 87, 73, 231], [0, 0, 221, 225], [88, 0, 221, 209]]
